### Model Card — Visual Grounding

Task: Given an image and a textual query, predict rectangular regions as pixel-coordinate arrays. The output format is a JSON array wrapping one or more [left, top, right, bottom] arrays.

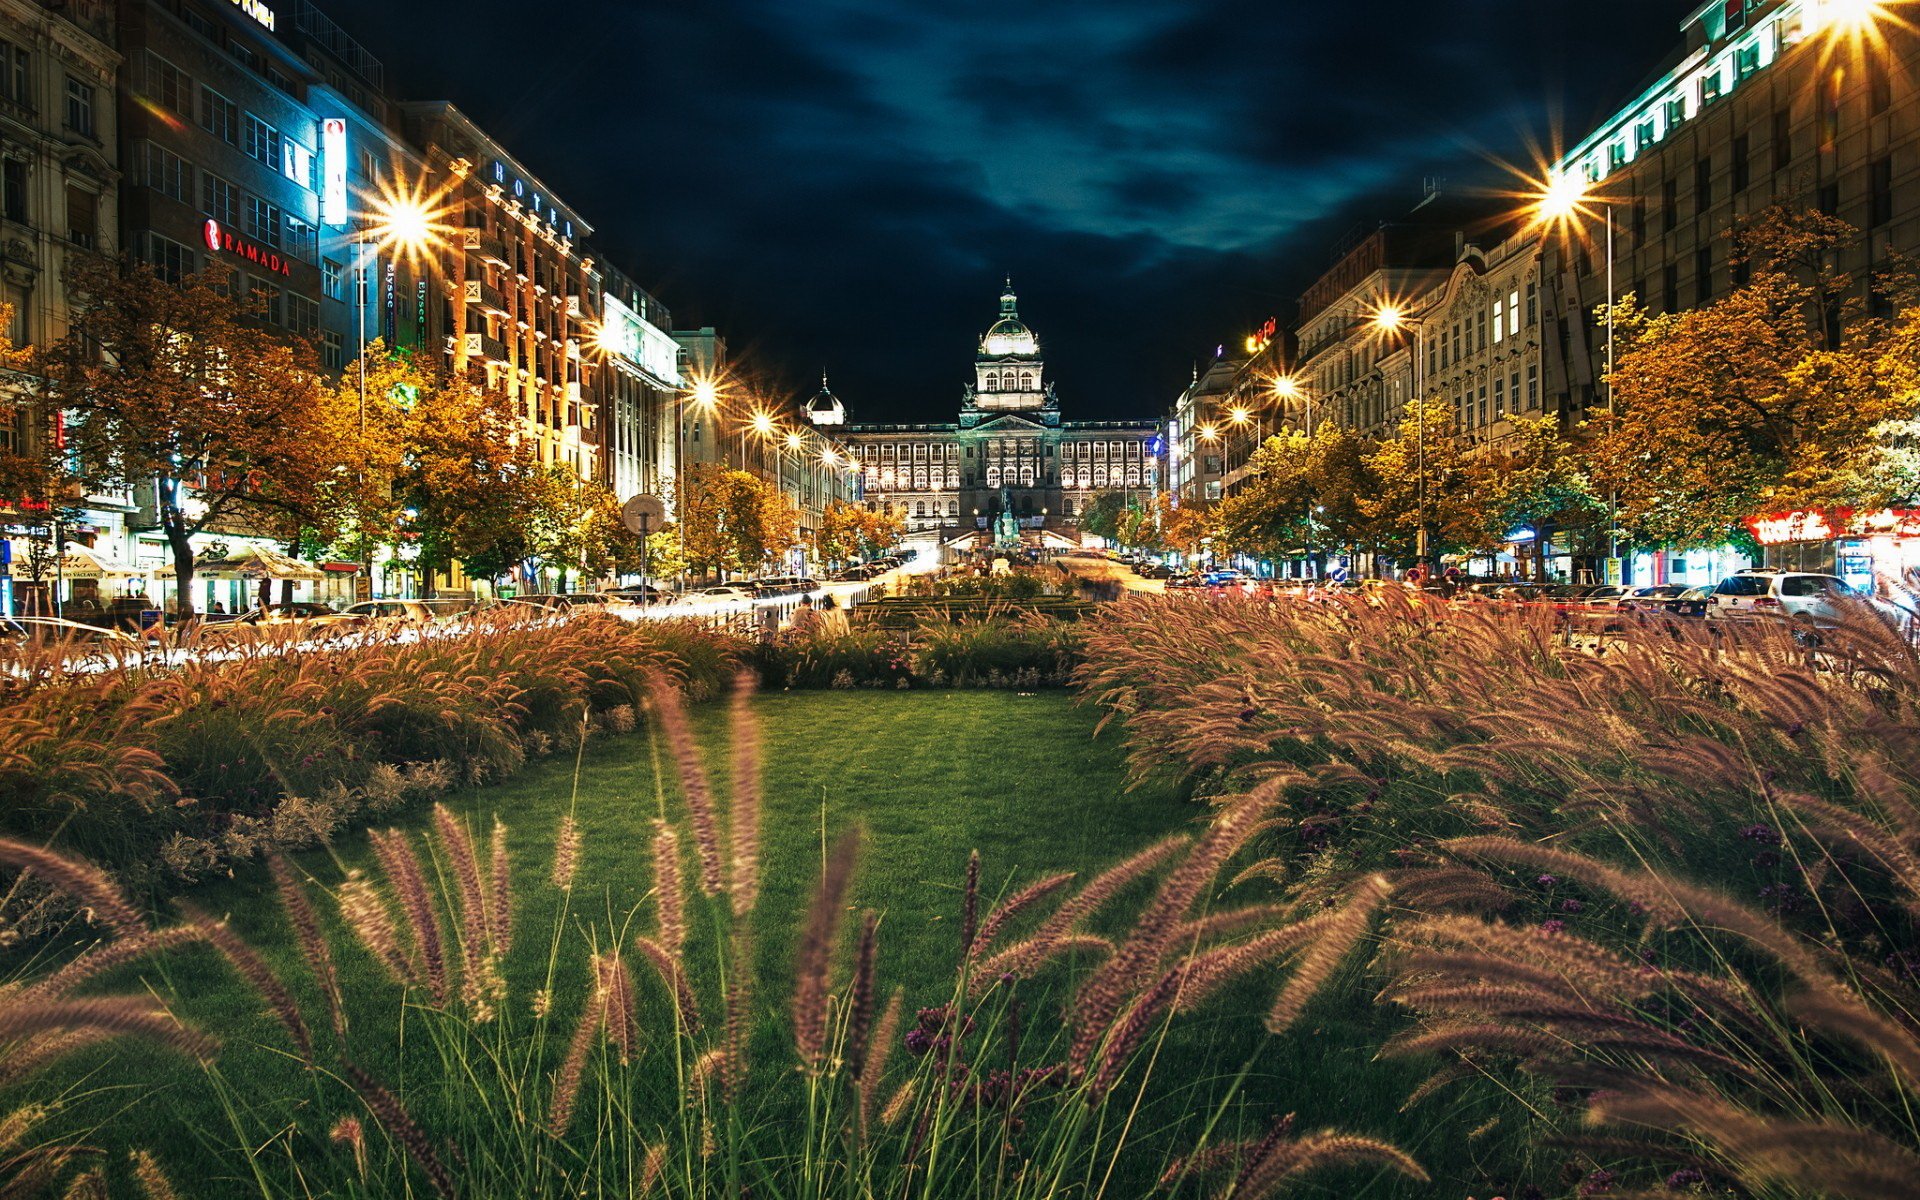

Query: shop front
[[1749, 508, 1920, 594]]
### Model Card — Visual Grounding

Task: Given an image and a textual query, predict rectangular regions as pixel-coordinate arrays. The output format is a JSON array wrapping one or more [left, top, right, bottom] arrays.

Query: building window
[[1524, 282, 1537, 326], [180, 5, 217, 39], [1869, 56, 1892, 116], [1694, 156, 1712, 210], [0, 41, 28, 108], [144, 141, 187, 201], [1, 158, 23, 223], [285, 216, 315, 260], [1735, 43, 1760, 81], [1773, 108, 1792, 171], [65, 187, 95, 249], [147, 232, 192, 284], [1700, 69, 1723, 106], [1662, 178, 1678, 232], [228, 40, 260, 73], [1662, 264, 1679, 311], [322, 257, 343, 300], [1695, 245, 1713, 304], [1665, 96, 1687, 130], [1527, 363, 1539, 408], [1493, 374, 1506, 418], [1635, 119, 1655, 151], [244, 195, 281, 247], [199, 86, 235, 143], [1731, 135, 1750, 192], [243, 114, 280, 169], [1492, 298, 1504, 344], [1818, 181, 1840, 216], [1870, 157, 1894, 227], [203, 176, 239, 232], [145, 52, 192, 116], [1508, 289, 1520, 337], [63, 76, 93, 137], [287, 293, 319, 336]]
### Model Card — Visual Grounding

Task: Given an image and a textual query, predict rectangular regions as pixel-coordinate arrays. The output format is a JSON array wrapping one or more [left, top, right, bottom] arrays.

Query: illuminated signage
[[318, 118, 347, 226], [1748, 508, 1920, 545], [488, 160, 577, 240], [1244, 316, 1279, 354], [202, 219, 292, 277], [230, 0, 275, 30], [599, 295, 681, 386]]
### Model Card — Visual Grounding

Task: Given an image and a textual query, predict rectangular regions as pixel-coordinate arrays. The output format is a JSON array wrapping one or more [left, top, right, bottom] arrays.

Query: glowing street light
[[1198, 423, 1219, 442], [689, 378, 720, 409], [785, 431, 805, 451], [750, 411, 776, 436], [1370, 304, 1407, 332], [1228, 406, 1252, 425], [1272, 375, 1302, 399]]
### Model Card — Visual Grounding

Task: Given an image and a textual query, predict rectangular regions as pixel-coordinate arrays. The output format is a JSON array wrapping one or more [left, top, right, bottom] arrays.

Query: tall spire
[[1000, 277, 1018, 318]]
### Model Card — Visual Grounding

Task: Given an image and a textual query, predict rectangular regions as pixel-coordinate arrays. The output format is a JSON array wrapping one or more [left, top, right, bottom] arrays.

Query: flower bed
[[755, 618, 1083, 689]]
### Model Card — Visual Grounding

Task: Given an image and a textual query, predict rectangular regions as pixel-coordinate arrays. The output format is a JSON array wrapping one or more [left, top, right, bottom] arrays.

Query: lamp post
[[1533, 171, 1619, 583], [1370, 303, 1429, 571], [1274, 374, 1313, 577]]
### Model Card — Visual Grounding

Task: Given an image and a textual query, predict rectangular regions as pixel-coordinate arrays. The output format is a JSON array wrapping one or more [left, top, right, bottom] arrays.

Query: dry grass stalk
[[634, 934, 700, 1033], [175, 900, 315, 1062], [0, 839, 145, 939], [847, 911, 879, 1076], [728, 670, 762, 915], [640, 1143, 666, 1195], [0, 995, 214, 1064], [32, 927, 204, 1000], [330, 1114, 367, 1180], [268, 854, 344, 1040], [969, 871, 1076, 961], [857, 988, 904, 1139], [336, 871, 418, 989], [651, 822, 686, 954], [344, 1062, 456, 1198], [128, 1149, 179, 1200], [548, 951, 609, 1137], [1265, 875, 1391, 1033], [60, 1167, 106, 1200], [487, 818, 513, 956], [722, 918, 754, 1101], [550, 815, 582, 891], [961, 849, 980, 956], [431, 805, 492, 1009], [791, 828, 860, 1071], [369, 830, 447, 1005], [645, 673, 725, 895]]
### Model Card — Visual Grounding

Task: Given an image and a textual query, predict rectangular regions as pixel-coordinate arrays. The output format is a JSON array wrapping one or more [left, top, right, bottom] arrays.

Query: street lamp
[[1371, 303, 1430, 570], [1531, 170, 1619, 582]]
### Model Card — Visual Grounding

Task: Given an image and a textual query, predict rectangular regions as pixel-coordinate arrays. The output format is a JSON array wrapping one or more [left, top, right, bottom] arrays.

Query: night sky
[[321, 0, 1688, 423]]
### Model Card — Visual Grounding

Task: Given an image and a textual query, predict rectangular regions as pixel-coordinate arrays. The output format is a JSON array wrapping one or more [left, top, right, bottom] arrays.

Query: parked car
[[1136, 563, 1175, 580], [505, 592, 636, 614], [1, 616, 145, 662], [195, 603, 367, 642], [1201, 569, 1247, 587], [1625, 585, 1713, 619], [830, 565, 877, 582], [607, 584, 676, 606], [1704, 569, 1889, 631], [1165, 574, 1205, 589], [341, 599, 439, 626], [687, 585, 757, 603]]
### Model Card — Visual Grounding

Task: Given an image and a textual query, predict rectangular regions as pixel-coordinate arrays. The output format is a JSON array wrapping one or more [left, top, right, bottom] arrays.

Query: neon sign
[[318, 118, 347, 226], [1244, 316, 1279, 354], [202, 219, 292, 277], [488, 160, 576, 240], [1748, 508, 1920, 545], [229, 0, 275, 30]]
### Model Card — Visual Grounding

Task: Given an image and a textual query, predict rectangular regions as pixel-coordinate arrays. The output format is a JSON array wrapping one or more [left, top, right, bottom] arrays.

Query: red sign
[[1749, 507, 1920, 545], [202, 219, 292, 277]]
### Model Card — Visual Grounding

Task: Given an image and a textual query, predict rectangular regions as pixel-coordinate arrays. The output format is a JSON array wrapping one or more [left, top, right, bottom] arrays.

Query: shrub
[[757, 618, 1084, 689], [0, 613, 741, 892]]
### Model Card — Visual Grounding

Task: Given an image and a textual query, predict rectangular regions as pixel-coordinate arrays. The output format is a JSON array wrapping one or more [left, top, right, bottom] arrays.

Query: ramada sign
[[203, 219, 292, 277]]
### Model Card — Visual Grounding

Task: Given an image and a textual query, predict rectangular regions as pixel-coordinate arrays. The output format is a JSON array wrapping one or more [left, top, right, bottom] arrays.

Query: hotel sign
[[318, 118, 347, 226], [488, 160, 577, 240], [230, 0, 275, 30], [202, 219, 293, 277]]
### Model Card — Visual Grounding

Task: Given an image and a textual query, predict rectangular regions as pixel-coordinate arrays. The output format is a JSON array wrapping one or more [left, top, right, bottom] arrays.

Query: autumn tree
[[813, 498, 869, 566], [675, 464, 800, 578], [393, 375, 545, 588], [1592, 207, 1920, 548], [1362, 395, 1471, 563], [38, 258, 335, 613], [1214, 424, 1381, 569], [1462, 416, 1601, 579], [1076, 490, 1130, 544]]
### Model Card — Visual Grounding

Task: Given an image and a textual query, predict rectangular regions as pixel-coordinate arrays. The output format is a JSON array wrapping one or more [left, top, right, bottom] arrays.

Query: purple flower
[[1751, 849, 1781, 869], [1665, 1167, 1706, 1191], [1741, 823, 1782, 846], [1579, 1168, 1616, 1195], [1539, 919, 1567, 935], [1560, 899, 1585, 913], [1535, 874, 1558, 887], [905, 1028, 933, 1055], [1759, 881, 1800, 914]]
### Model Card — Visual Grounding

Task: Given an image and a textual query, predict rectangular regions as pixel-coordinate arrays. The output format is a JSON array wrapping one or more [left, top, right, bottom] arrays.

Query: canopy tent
[[152, 545, 325, 581], [30, 543, 146, 579]]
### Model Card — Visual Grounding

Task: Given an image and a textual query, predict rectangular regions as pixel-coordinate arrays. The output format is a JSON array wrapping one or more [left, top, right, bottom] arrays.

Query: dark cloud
[[315, 0, 1693, 423]]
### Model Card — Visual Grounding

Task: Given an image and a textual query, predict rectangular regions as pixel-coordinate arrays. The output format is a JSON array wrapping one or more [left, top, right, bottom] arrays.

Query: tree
[[675, 465, 800, 578], [394, 375, 545, 588], [1162, 499, 1218, 560], [1361, 395, 1471, 562], [1213, 424, 1384, 568], [1592, 207, 1920, 548], [1077, 490, 1130, 544], [1462, 417, 1601, 579], [38, 258, 335, 614], [856, 506, 905, 559], [813, 498, 868, 566]]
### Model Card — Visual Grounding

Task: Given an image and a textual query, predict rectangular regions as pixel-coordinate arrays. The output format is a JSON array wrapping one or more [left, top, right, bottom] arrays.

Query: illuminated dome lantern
[[967, 279, 1055, 420], [805, 371, 846, 426]]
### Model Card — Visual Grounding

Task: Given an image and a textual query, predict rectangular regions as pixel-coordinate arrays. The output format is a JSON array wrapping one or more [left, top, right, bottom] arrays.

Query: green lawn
[[43, 690, 1511, 1198]]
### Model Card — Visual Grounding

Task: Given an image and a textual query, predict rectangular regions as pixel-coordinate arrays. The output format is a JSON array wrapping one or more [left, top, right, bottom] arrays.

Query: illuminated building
[[1169, 354, 1241, 503], [595, 264, 679, 505], [1544, 0, 1920, 416], [833, 283, 1161, 542], [0, 0, 122, 615], [400, 101, 600, 481]]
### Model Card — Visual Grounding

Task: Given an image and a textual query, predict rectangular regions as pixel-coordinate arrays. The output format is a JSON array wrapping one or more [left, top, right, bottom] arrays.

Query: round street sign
[[621, 493, 667, 536]]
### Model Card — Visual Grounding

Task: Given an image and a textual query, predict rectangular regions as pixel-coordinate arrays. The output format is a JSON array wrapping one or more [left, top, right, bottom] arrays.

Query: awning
[[5, 541, 146, 578], [152, 545, 326, 581], [320, 561, 363, 574]]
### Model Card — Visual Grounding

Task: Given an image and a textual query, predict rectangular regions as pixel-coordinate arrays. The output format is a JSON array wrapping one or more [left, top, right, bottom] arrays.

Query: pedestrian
[[210, 601, 227, 615], [789, 595, 822, 636], [818, 593, 850, 637]]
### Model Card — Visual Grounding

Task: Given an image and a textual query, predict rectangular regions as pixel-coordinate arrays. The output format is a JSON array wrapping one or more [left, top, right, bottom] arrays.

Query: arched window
[[1021, 373, 1034, 389], [986, 467, 1001, 487], [948, 499, 959, 516], [1064, 498, 1075, 516], [915, 501, 926, 518]]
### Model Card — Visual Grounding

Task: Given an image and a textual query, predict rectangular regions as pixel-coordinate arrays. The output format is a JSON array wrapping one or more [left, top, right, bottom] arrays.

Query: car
[[1704, 569, 1890, 630], [830, 565, 877, 582], [1627, 584, 1713, 619], [1165, 574, 1205, 589], [1, 616, 146, 659], [1615, 584, 1692, 613], [750, 576, 803, 597], [688, 585, 757, 603], [506, 592, 637, 614], [1201, 569, 1247, 587], [193, 603, 368, 642], [1136, 563, 1175, 580], [341, 599, 439, 626], [607, 584, 676, 606]]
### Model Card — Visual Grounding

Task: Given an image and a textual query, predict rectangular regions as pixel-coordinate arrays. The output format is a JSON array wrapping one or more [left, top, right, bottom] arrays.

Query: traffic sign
[[621, 494, 666, 536]]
